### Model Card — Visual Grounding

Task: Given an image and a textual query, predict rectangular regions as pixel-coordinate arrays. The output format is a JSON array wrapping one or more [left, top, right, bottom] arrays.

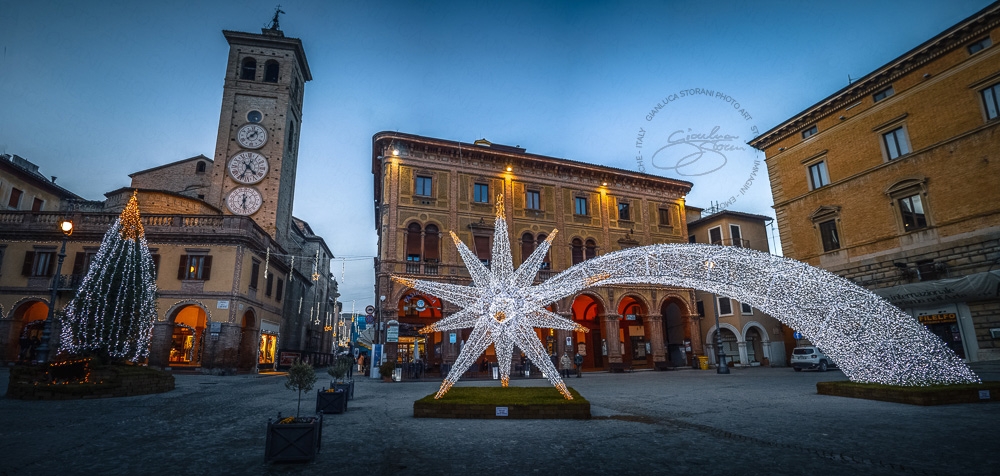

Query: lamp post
[[705, 260, 730, 374], [36, 218, 74, 364]]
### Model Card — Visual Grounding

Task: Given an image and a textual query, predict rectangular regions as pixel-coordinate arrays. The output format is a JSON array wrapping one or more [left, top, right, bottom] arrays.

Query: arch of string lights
[[396, 197, 979, 400]]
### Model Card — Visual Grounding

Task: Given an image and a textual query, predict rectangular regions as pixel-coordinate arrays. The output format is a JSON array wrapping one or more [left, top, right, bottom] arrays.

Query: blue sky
[[1, 0, 992, 307]]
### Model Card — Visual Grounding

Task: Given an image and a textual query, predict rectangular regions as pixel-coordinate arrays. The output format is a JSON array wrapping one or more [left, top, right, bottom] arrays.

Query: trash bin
[[698, 356, 709, 370]]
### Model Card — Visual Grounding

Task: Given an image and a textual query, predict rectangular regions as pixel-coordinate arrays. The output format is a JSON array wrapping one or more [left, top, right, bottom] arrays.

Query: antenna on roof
[[847, 74, 854, 85]]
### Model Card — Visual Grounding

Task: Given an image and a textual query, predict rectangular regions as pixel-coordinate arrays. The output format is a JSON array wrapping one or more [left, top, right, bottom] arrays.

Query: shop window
[[263, 60, 280, 82], [808, 160, 830, 189], [525, 190, 540, 210], [415, 175, 432, 196], [571, 238, 583, 265], [575, 196, 588, 215], [473, 183, 489, 203], [178, 255, 212, 280], [240, 57, 257, 80], [250, 260, 260, 290], [717, 297, 733, 316], [819, 220, 840, 252], [981, 81, 999, 121], [21, 250, 55, 277]]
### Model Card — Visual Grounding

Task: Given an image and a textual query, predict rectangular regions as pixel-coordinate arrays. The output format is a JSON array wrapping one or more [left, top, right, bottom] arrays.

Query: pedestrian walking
[[559, 352, 573, 379], [574, 351, 584, 378]]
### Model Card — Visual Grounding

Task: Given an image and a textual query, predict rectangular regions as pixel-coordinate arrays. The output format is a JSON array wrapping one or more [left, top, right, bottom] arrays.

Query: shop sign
[[279, 352, 300, 366], [918, 313, 957, 324], [626, 314, 636, 320], [387, 325, 399, 343]]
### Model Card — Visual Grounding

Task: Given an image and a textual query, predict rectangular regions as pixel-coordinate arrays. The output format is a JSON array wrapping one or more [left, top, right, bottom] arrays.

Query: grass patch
[[416, 386, 588, 405]]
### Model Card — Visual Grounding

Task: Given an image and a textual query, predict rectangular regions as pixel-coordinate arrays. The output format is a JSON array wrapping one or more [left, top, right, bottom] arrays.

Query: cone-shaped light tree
[[59, 192, 158, 361]]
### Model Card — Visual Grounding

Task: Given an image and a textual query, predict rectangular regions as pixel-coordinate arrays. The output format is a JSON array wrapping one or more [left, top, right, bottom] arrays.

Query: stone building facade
[[686, 208, 792, 367], [373, 132, 701, 373], [0, 25, 339, 372], [749, 3, 1000, 361]]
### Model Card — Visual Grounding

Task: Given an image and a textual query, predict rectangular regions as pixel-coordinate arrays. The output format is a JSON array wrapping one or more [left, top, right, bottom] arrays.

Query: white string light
[[397, 195, 979, 400]]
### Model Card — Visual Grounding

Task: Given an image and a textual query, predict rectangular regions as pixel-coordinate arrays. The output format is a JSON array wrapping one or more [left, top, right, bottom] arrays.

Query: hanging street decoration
[[396, 195, 979, 400], [59, 192, 157, 362]]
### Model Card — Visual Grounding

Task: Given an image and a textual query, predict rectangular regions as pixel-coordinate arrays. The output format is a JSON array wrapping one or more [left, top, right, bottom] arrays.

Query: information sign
[[793, 331, 802, 339], [495, 407, 508, 417], [449, 332, 457, 344]]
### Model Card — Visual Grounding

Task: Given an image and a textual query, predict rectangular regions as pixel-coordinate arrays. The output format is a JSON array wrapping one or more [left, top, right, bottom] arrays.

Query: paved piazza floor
[[2, 362, 997, 476]]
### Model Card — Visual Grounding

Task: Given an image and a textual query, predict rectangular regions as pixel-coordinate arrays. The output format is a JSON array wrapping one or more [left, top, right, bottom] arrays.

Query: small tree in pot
[[379, 359, 396, 382], [266, 359, 322, 463], [327, 355, 354, 399]]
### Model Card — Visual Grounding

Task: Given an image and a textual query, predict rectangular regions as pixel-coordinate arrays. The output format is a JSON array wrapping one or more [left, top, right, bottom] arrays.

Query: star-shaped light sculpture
[[394, 196, 588, 399]]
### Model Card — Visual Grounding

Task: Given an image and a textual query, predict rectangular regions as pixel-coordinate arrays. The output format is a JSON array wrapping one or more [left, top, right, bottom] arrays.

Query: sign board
[[365, 305, 375, 315], [628, 325, 644, 336], [209, 322, 222, 334], [566, 336, 572, 346], [793, 331, 802, 339], [371, 345, 383, 378], [217, 300, 229, 309], [449, 332, 457, 344], [979, 390, 991, 400], [495, 407, 508, 417], [918, 313, 957, 324], [353, 348, 360, 358], [626, 314, 636, 320], [278, 352, 300, 366], [387, 325, 399, 343], [365, 314, 374, 324], [415, 299, 426, 312]]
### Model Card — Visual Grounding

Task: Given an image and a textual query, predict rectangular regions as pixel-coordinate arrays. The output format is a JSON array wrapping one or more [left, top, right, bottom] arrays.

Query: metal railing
[[711, 238, 750, 248]]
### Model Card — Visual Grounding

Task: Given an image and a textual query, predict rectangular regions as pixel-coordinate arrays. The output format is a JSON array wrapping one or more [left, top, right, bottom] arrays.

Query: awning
[[873, 270, 1000, 308]]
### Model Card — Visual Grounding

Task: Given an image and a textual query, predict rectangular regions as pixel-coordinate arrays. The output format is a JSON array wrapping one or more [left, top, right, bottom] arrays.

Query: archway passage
[[532, 243, 979, 385], [8, 301, 49, 362], [169, 305, 206, 366], [617, 296, 650, 368], [572, 294, 603, 370], [661, 300, 689, 367], [237, 310, 257, 371]]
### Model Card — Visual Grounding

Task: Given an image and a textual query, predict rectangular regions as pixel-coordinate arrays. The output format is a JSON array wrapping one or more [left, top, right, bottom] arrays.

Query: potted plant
[[379, 360, 396, 383], [265, 359, 321, 463], [327, 355, 354, 399]]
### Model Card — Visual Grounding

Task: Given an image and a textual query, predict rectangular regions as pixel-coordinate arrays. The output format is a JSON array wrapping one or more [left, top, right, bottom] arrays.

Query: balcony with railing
[[711, 238, 751, 248]]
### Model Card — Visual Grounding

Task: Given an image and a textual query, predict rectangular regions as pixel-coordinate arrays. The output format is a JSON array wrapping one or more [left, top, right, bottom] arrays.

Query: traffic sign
[[793, 331, 802, 339], [365, 305, 375, 314], [365, 314, 374, 324]]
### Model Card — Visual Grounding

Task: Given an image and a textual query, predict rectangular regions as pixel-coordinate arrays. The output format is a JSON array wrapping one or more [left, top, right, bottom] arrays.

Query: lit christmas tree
[[59, 192, 158, 362]]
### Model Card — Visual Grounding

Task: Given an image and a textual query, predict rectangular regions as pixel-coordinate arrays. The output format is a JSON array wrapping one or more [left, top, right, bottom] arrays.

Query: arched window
[[195, 161, 206, 174], [585, 239, 597, 260], [240, 57, 257, 80], [264, 60, 280, 83], [406, 223, 422, 263], [424, 224, 440, 262], [571, 238, 584, 265], [521, 232, 534, 265]]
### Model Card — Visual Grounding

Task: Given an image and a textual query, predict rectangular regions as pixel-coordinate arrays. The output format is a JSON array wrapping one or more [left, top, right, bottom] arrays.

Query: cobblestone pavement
[[2, 362, 997, 476]]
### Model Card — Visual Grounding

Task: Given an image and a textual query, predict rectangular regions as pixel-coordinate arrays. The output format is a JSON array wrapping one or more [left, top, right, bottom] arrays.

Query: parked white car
[[791, 346, 837, 372]]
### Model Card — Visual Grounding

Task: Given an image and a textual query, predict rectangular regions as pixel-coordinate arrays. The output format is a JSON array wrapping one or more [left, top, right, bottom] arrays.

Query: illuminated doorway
[[12, 300, 49, 362], [571, 294, 604, 370], [169, 305, 206, 366], [618, 296, 650, 368]]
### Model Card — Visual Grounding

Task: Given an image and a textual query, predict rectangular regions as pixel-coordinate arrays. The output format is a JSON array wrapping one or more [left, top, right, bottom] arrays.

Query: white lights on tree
[[397, 196, 979, 399], [59, 192, 157, 362]]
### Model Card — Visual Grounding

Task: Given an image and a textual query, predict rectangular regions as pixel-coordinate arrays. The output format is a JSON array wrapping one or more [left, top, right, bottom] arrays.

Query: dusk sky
[[2, 0, 992, 308]]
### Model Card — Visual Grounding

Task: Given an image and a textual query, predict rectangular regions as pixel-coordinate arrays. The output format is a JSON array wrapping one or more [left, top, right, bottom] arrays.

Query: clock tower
[[208, 25, 311, 246]]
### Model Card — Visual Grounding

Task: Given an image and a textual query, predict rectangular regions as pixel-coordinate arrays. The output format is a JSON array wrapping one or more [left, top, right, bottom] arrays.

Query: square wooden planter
[[264, 413, 322, 463], [316, 388, 348, 414], [330, 379, 354, 399]]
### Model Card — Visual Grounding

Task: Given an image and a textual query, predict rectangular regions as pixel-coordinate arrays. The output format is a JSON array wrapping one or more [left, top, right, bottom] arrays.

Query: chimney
[[51, 176, 57, 183]]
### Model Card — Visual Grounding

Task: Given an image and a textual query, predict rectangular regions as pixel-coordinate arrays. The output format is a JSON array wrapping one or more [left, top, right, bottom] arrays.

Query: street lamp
[[36, 218, 74, 364], [705, 260, 730, 374]]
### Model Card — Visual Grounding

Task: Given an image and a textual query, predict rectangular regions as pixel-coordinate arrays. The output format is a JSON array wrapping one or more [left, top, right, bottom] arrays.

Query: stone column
[[645, 314, 666, 366], [603, 314, 622, 365], [761, 340, 772, 365], [556, 312, 573, 358], [737, 341, 748, 368], [148, 321, 173, 368]]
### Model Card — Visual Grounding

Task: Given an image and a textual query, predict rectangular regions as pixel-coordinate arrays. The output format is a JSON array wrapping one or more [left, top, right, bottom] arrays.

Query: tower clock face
[[236, 123, 268, 149], [226, 187, 263, 215], [228, 151, 269, 184]]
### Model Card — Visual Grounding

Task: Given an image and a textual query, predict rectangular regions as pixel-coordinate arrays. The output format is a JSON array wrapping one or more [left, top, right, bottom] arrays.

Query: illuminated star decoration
[[395, 196, 588, 399], [397, 195, 980, 394]]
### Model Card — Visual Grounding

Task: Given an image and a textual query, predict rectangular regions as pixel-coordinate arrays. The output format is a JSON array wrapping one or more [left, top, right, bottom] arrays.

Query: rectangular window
[[31, 198, 44, 212], [265, 272, 274, 297], [882, 126, 910, 160], [819, 220, 840, 252], [575, 197, 588, 215], [178, 255, 212, 280], [981, 82, 1000, 121], [968, 37, 992, 54], [659, 208, 671, 226], [688, 235, 696, 244], [740, 302, 753, 315], [717, 297, 733, 316], [249, 260, 260, 290], [525, 190, 540, 210], [276, 278, 284, 302], [708, 226, 722, 245], [473, 183, 489, 203], [474, 236, 491, 267], [873, 86, 894, 102], [730, 225, 743, 247], [808, 161, 830, 189], [8, 188, 22, 209], [898, 194, 928, 231], [22, 250, 55, 277], [617, 202, 630, 221], [802, 125, 818, 139], [415, 175, 432, 196]]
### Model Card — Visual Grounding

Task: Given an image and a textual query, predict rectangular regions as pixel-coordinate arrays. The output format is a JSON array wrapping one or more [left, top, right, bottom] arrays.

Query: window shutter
[[22, 251, 35, 276], [72, 252, 86, 275], [178, 255, 188, 280], [202, 256, 213, 280]]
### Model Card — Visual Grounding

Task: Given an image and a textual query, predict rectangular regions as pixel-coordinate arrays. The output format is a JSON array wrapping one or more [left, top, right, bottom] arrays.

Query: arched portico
[[2, 299, 50, 362], [237, 309, 258, 371], [742, 321, 771, 366], [705, 322, 742, 367], [149, 301, 210, 368], [570, 293, 604, 370]]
